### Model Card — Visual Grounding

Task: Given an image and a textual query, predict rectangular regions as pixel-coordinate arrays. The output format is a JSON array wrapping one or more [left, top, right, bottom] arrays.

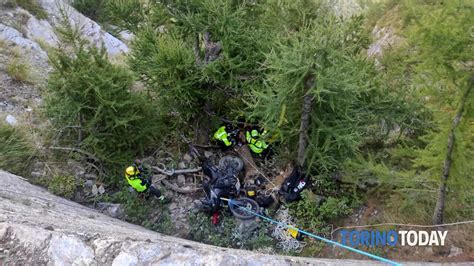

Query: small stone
[[449, 246, 463, 258], [177, 175, 186, 186], [91, 184, 98, 196], [84, 174, 97, 180], [204, 151, 213, 158], [178, 162, 186, 169], [183, 153, 193, 162], [98, 185, 105, 195], [97, 202, 124, 218], [84, 180, 94, 188], [157, 25, 167, 33], [5, 114, 17, 126], [30, 171, 42, 178]]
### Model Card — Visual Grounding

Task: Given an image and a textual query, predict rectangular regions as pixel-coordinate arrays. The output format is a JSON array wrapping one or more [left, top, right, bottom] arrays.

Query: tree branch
[[49, 146, 99, 162], [151, 166, 202, 176]]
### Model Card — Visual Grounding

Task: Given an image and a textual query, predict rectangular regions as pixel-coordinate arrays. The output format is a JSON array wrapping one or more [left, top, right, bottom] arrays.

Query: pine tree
[[401, 0, 474, 224], [45, 27, 162, 183]]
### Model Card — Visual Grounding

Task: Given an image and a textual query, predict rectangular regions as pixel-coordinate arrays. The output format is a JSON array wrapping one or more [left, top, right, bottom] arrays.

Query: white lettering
[[438, 231, 448, 246], [398, 231, 408, 246], [407, 231, 417, 246], [418, 231, 429, 246], [428, 231, 439, 246]]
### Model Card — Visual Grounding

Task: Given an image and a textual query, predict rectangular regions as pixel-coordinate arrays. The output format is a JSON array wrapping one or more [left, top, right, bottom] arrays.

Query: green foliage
[[104, 0, 145, 32], [112, 189, 151, 223], [45, 27, 163, 184], [5, 0, 48, 20], [71, 0, 106, 22], [6, 58, 31, 83], [72, 0, 146, 32], [0, 122, 35, 176], [289, 191, 354, 233], [48, 175, 78, 199], [189, 211, 274, 250], [130, 0, 273, 132], [250, 4, 407, 176]]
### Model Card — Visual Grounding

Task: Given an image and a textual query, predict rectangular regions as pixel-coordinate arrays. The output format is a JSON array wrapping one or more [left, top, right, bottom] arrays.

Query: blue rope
[[225, 198, 402, 266]]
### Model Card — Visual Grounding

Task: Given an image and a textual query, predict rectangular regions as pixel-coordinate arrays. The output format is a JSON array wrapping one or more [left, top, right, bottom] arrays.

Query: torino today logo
[[339, 230, 448, 247]]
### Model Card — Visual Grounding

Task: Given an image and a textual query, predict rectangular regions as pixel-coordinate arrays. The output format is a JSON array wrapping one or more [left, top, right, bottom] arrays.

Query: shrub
[[48, 175, 78, 199], [71, 0, 106, 22], [45, 26, 164, 184], [189, 211, 274, 250], [0, 122, 35, 176], [6, 0, 48, 20], [6, 58, 31, 83]]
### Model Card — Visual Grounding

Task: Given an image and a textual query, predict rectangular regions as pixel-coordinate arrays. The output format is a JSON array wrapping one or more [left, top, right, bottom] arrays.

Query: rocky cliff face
[[0, 170, 385, 265], [0, 0, 130, 119]]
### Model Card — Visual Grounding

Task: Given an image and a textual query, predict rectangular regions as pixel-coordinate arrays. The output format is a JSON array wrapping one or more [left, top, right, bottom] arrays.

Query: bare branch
[[151, 166, 202, 176], [49, 146, 99, 162]]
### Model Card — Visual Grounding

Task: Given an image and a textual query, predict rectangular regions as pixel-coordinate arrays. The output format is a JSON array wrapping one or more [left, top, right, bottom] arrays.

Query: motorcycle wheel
[[228, 197, 260, 220], [219, 155, 244, 172]]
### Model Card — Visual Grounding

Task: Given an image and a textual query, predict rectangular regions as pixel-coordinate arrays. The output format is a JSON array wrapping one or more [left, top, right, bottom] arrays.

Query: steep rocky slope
[[0, 170, 392, 265]]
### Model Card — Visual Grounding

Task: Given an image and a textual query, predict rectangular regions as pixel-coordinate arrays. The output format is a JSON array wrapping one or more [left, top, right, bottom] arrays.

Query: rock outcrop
[[0, 170, 388, 265]]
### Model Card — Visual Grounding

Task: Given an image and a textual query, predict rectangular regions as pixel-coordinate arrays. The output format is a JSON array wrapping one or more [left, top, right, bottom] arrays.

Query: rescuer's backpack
[[279, 167, 308, 202]]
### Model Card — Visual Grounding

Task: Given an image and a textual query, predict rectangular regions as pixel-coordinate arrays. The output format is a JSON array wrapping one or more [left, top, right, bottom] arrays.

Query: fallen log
[[152, 166, 202, 176]]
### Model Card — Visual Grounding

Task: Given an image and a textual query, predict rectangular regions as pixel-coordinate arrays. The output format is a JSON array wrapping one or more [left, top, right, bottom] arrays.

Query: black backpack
[[279, 167, 308, 202]]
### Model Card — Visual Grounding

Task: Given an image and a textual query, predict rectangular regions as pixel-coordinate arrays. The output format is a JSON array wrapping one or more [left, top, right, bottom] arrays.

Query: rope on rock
[[271, 208, 306, 253]]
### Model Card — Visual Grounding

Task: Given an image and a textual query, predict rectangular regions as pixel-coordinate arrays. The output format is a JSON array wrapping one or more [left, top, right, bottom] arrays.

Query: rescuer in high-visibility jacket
[[213, 124, 238, 148], [124, 161, 168, 202], [245, 128, 269, 154]]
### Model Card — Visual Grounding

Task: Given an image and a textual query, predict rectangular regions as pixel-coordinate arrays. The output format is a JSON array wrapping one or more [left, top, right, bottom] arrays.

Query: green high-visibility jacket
[[246, 129, 268, 154], [125, 175, 148, 192], [214, 126, 232, 147]]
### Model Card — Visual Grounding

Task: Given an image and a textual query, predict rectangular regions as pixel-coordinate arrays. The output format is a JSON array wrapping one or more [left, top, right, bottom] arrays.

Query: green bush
[[112, 190, 151, 224], [289, 191, 354, 234], [72, 0, 146, 32], [6, 58, 31, 83], [45, 27, 164, 184], [71, 0, 106, 22], [48, 175, 78, 199], [0, 122, 34, 176], [5, 0, 48, 20], [189, 211, 274, 250]]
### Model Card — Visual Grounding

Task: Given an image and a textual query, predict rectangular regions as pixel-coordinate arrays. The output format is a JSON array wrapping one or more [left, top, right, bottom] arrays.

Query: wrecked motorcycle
[[201, 156, 260, 221]]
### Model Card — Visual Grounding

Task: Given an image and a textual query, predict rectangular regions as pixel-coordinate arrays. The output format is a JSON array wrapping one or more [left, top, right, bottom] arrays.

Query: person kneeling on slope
[[124, 160, 169, 203]]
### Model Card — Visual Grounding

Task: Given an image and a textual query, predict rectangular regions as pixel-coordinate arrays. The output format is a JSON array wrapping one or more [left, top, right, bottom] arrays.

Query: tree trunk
[[432, 78, 473, 225], [296, 73, 315, 167], [235, 143, 258, 180]]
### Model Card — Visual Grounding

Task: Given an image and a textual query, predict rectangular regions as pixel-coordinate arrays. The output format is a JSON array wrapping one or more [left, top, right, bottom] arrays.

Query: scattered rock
[[177, 162, 186, 169], [5, 114, 17, 126], [91, 184, 98, 196], [84, 174, 97, 180], [96, 202, 124, 218], [118, 30, 134, 44], [183, 153, 193, 162], [448, 245, 463, 258], [30, 171, 42, 178], [204, 151, 213, 158], [84, 180, 94, 188], [98, 185, 105, 195], [176, 175, 186, 186]]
